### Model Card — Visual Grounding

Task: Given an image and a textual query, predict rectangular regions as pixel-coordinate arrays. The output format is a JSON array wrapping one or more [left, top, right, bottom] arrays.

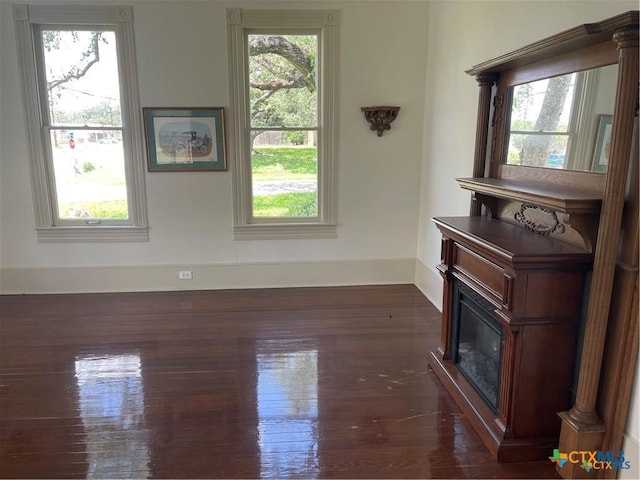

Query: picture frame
[[591, 114, 613, 173], [143, 107, 227, 172]]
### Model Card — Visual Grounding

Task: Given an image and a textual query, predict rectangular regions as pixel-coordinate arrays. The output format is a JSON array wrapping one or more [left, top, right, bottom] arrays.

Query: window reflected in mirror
[[504, 64, 617, 172]]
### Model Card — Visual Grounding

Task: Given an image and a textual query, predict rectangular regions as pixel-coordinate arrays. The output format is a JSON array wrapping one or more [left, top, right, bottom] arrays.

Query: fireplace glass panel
[[451, 281, 503, 412]]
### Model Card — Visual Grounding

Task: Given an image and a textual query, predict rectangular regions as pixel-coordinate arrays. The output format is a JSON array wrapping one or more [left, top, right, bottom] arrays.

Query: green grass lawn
[[252, 146, 316, 180], [59, 199, 128, 219], [252, 146, 318, 217], [253, 192, 317, 217]]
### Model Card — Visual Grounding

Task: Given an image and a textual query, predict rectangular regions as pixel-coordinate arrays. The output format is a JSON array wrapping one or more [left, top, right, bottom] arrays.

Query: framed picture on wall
[[143, 107, 227, 172], [591, 114, 613, 173]]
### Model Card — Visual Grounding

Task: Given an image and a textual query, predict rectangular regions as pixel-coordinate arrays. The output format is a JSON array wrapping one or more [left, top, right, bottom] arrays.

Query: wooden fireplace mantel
[[429, 11, 638, 474], [430, 216, 592, 462], [456, 177, 603, 215]]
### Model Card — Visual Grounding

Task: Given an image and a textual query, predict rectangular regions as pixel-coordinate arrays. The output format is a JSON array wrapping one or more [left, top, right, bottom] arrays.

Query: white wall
[[0, 0, 429, 293], [414, 0, 639, 472]]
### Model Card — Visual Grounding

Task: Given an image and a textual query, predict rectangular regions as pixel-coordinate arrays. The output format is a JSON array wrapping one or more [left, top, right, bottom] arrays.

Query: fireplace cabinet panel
[[430, 216, 592, 462]]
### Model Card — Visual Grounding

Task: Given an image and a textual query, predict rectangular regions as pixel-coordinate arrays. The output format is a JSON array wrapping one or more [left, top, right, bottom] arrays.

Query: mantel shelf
[[457, 177, 603, 214]]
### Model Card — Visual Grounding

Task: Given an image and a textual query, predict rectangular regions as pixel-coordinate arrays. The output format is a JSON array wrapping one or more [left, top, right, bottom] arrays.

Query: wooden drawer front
[[453, 243, 505, 303]]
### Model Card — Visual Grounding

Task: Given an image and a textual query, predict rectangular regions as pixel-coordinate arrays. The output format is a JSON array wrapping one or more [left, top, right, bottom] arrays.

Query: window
[[504, 68, 611, 172], [506, 72, 582, 169], [227, 9, 338, 239], [13, 5, 148, 242]]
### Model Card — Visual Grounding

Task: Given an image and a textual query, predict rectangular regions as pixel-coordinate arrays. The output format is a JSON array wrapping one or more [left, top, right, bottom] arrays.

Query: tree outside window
[[248, 34, 319, 218], [41, 29, 128, 221], [227, 9, 338, 240], [507, 72, 577, 169], [13, 4, 147, 242]]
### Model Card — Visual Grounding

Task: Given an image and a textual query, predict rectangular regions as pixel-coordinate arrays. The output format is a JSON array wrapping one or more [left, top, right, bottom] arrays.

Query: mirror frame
[[465, 12, 638, 192], [492, 43, 618, 178]]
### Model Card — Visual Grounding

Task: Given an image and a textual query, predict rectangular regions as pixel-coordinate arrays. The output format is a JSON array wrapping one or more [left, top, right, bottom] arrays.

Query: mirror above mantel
[[465, 11, 637, 185], [459, 10, 638, 252], [504, 64, 617, 173]]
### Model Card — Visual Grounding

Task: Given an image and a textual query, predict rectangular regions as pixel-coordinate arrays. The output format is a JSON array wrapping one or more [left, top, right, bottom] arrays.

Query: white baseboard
[[0, 258, 416, 294], [413, 258, 442, 311]]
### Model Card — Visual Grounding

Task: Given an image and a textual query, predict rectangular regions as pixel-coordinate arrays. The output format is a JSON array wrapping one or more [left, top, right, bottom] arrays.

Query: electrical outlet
[[178, 270, 193, 280]]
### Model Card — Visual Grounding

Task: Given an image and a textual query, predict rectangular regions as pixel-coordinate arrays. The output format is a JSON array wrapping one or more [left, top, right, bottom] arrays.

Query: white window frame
[[227, 9, 338, 240], [566, 70, 600, 171], [13, 4, 148, 243]]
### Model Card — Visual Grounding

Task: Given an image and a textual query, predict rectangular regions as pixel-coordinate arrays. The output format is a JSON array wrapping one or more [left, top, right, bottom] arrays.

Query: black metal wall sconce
[[361, 106, 400, 137]]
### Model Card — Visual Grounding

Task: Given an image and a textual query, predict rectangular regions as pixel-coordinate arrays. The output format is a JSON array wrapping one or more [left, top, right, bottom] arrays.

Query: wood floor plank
[[0, 285, 559, 478]]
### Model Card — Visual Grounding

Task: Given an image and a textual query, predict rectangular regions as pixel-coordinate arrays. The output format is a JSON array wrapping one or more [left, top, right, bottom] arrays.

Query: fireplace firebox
[[451, 280, 502, 413]]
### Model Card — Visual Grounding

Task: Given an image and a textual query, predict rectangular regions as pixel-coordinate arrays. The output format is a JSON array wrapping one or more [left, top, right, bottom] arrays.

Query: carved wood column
[[558, 26, 639, 480], [597, 120, 639, 479], [470, 74, 497, 216]]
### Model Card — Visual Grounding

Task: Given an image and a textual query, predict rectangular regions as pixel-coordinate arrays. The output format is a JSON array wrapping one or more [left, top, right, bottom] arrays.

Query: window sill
[[36, 226, 149, 243], [234, 223, 337, 240]]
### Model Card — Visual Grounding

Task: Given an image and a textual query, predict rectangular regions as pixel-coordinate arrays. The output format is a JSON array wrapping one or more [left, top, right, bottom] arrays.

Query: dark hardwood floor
[[0, 285, 559, 479]]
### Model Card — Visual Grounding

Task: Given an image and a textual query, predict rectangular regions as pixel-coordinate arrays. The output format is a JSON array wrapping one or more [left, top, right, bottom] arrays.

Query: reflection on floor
[[257, 341, 318, 478], [75, 354, 150, 479], [0, 285, 560, 479]]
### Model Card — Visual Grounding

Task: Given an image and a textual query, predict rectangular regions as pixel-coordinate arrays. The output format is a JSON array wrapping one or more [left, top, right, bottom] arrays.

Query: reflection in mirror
[[505, 64, 617, 172]]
